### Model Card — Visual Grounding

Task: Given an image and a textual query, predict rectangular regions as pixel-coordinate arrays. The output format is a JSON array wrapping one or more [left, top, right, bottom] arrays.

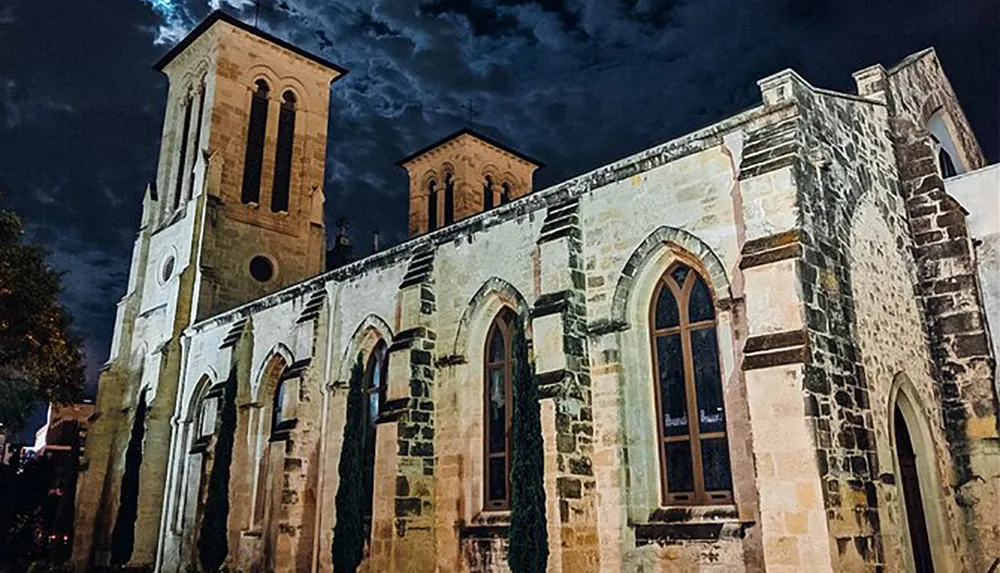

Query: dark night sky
[[0, 0, 996, 435]]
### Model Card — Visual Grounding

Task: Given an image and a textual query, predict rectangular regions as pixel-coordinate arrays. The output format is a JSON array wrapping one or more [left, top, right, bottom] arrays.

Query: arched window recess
[[189, 379, 224, 454], [270, 90, 297, 212], [427, 178, 438, 232], [241, 79, 270, 205], [270, 359, 308, 442], [362, 341, 388, 537], [650, 262, 732, 505]]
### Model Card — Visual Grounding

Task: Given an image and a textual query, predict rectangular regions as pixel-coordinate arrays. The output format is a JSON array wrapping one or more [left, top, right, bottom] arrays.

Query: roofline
[[152, 10, 349, 79], [396, 127, 545, 168]]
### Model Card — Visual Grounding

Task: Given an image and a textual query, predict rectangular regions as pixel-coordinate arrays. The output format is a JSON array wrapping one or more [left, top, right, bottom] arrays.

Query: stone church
[[73, 10, 1000, 573]]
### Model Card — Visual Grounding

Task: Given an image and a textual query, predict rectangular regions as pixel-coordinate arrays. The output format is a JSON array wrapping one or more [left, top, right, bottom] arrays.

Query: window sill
[[269, 418, 298, 442], [458, 512, 510, 540], [189, 435, 211, 454], [240, 528, 263, 538], [632, 506, 753, 547]]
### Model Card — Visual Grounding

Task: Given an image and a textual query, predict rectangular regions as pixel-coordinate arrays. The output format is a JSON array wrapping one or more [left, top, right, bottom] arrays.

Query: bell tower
[[398, 128, 542, 237], [152, 11, 346, 319], [72, 12, 345, 569]]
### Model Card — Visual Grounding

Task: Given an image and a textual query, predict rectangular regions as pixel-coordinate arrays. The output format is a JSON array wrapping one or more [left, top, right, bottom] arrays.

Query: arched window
[[273, 378, 289, 428], [650, 262, 732, 505], [483, 175, 495, 210], [362, 341, 387, 536], [174, 95, 193, 210], [241, 79, 270, 204], [500, 182, 511, 205], [271, 91, 297, 212], [484, 308, 515, 510], [444, 171, 455, 224], [253, 353, 287, 527], [427, 179, 438, 232]]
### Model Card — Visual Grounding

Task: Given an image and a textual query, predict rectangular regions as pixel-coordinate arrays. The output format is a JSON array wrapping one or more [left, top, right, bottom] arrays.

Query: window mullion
[[680, 292, 706, 503]]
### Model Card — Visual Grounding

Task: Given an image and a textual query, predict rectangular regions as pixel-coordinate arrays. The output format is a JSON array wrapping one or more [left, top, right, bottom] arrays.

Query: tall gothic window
[[241, 79, 270, 205], [253, 353, 287, 527], [444, 171, 455, 224], [362, 341, 387, 536], [483, 175, 495, 210], [650, 263, 732, 505], [174, 95, 193, 210], [427, 179, 438, 232], [484, 308, 515, 510], [271, 91, 297, 212], [187, 84, 207, 200], [500, 182, 511, 205]]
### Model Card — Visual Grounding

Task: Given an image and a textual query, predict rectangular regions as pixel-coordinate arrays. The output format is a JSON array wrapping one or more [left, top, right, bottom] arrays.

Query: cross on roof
[[251, 0, 275, 27], [461, 99, 479, 125]]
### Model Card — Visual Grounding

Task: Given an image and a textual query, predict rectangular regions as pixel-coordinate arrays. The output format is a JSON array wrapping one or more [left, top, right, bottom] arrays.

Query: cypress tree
[[198, 366, 237, 572], [332, 353, 366, 573], [110, 387, 148, 566], [508, 319, 548, 572]]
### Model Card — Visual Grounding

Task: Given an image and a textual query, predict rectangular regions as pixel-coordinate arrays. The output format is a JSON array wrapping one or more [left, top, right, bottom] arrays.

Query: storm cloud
[[0, 0, 996, 411]]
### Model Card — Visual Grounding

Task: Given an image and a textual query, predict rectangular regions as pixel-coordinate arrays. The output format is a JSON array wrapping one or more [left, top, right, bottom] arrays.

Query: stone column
[[379, 248, 438, 572], [737, 72, 836, 572], [533, 197, 601, 573]]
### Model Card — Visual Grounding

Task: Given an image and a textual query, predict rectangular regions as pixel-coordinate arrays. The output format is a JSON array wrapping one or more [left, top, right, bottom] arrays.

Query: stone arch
[[253, 343, 294, 402], [610, 226, 731, 327], [887, 372, 953, 573], [243, 64, 280, 97], [612, 236, 748, 521], [183, 369, 218, 423], [338, 314, 394, 381], [453, 277, 531, 357], [275, 75, 312, 113]]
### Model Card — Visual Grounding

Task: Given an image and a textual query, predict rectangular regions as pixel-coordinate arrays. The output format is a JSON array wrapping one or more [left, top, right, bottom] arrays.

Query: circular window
[[249, 256, 274, 282], [160, 255, 176, 284]]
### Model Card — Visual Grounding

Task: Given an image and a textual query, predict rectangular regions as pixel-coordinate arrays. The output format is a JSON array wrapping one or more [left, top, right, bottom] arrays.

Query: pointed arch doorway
[[894, 405, 934, 573]]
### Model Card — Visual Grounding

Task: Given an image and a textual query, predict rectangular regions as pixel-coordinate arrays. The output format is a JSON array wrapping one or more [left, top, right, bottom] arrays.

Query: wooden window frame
[[483, 309, 514, 511], [649, 263, 733, 506]]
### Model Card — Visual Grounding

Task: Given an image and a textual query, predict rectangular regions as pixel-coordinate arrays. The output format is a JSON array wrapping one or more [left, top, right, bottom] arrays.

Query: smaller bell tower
[[398, 128, 542, 237]]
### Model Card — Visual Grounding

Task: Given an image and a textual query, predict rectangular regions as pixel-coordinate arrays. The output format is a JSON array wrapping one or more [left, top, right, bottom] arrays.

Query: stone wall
[[80, 28, 1000, 573]]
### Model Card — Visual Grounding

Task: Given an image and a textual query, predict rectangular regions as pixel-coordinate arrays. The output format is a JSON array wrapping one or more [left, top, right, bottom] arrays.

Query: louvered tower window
[[271, 91, 297, 212], [483, 175, 495, 209], [174, 96, 193, 210], [444, 171, 455, 224], [427, 180, 438, 232], [187, 83, 207, 200], [241, 79, 270, 204]]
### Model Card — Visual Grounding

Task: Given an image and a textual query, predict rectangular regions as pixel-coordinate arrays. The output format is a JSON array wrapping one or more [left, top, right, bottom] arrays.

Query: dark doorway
[[895, 406, 934, 573]]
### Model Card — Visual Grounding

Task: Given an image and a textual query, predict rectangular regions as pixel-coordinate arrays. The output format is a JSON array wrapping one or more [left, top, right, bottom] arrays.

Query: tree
[[332, 353, 366, 573], [110, 387, 148, 566], [198, 366, 238, 572], [0, 197, 84, 434], [508, 318, 548, 573]]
